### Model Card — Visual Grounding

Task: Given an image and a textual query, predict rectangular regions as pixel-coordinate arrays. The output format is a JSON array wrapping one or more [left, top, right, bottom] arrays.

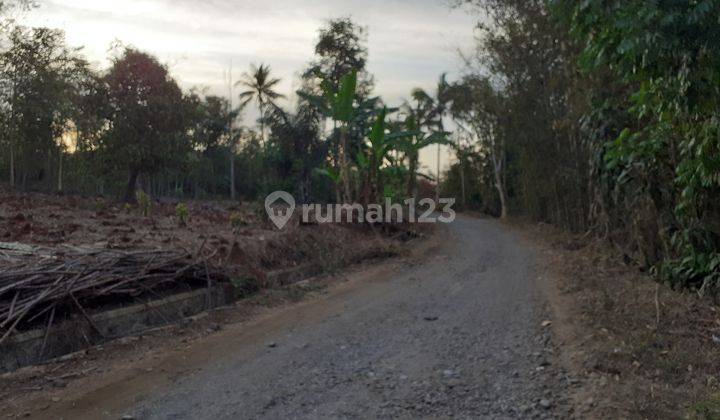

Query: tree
[[183, 92, 242, 198], [556, 0, 720, 291], [396, 112, 449, 199], [447, 75, 509, 219], [358, 107, 415, 204], [409, 74, 452, 203], [236, 63, 284, 143], [101, 48, 188, 202], [304, 17, 373, 98], [0, 0, 34, 29], [0, 26, 90, 190], [299, 70, 371, 203], [265, 102, 326, 203]]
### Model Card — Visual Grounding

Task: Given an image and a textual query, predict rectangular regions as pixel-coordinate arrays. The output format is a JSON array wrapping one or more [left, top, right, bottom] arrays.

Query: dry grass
[[521, 221, 720, 419]]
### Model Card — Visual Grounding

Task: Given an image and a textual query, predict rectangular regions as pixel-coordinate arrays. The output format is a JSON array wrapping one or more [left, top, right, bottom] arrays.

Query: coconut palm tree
[[236, 63, 285, 143]]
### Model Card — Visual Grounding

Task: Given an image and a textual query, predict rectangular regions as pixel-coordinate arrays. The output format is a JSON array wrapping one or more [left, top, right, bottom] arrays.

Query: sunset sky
[[20, 0, 480, 173]]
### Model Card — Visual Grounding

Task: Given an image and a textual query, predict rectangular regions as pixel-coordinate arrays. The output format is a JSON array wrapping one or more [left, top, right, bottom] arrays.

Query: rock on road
[[54, 216, 573, 419]]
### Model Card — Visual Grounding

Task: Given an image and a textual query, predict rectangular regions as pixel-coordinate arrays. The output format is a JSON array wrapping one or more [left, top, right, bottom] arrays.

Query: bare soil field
[[0, 188, 402, 274], [0, 188, 421, 371]]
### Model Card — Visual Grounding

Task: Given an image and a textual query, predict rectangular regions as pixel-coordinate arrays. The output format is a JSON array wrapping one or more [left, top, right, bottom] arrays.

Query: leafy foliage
[[556, 0, 720, 292], [304, 17, 374, 98], [102, 48, 188, 201], [236, 63, 284, 142], [454, 0, 720, 293]]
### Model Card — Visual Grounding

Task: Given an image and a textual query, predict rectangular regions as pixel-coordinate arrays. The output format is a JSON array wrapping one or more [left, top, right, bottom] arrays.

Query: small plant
[[123, 203, 133, 213], [229, 211, 247, 231], [94, 199, 107, 213], [135, 191, 152, 217], [175, 203, 189, 226]]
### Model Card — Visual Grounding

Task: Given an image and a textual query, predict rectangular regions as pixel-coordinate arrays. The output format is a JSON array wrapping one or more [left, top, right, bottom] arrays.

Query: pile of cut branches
[[0, 242, 226, 344]]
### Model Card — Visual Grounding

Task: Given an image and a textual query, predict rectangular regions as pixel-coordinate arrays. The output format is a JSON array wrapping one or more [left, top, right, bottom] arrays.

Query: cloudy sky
[[20, 0, 480, 173]]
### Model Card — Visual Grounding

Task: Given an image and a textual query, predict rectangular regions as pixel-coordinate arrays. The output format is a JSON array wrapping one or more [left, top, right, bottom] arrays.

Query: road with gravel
[[49, 216, 574, 419]]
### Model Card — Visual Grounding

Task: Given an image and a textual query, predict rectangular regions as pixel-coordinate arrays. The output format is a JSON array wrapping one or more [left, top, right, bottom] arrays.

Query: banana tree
[[313, 166, 342, 203], [298, 70, 373, 202], [397, 114, 451, 199], [354, 107, 417, 204]]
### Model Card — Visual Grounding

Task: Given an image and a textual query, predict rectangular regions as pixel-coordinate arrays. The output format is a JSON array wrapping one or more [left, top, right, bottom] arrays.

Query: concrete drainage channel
[[0, 263, 322, 373]]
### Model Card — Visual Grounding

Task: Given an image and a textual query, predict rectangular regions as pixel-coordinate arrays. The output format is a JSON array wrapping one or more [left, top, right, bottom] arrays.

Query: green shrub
[[229, 211, 247, 231], [94, 199, 107, 213], [175, 203, 189, 226], [136, 191, 152, 217]]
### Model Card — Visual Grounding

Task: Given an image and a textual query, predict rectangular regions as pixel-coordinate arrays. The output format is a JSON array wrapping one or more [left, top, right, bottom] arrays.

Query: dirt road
[[33, 216, 574, 419]]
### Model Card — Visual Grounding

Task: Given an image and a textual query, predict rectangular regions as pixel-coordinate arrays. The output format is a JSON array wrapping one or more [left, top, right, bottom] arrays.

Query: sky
[[19, 0, 481, 175]]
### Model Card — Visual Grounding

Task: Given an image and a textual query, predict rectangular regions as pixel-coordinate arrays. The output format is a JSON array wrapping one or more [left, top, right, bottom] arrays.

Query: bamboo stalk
[[0, 245, 226, 343]]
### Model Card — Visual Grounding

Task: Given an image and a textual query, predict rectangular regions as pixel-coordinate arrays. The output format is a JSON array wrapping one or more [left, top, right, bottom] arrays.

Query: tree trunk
[[375, 163, 384, 204], [334, 185, 341, 204], [259, 104, 265, 145], [230, 149, 236, 200], [57, 149, 63, 193], [21, 164, 27, 190], [299, 174, 311, 205], [9, 82, 16, 189], [124, 169, 139, 203], [435, 144, 441, 203], [407, 154, 418, 199], [497, 181, 508, 220], [340, 126, 351, 203], [460, 157, 466, 207], [9, 142, 14, 188], [493, 156, 508, 220]]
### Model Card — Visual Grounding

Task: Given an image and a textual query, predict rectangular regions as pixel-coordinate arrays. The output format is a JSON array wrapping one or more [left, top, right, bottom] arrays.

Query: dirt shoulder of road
[[515, 220, 720, 419], [0, 223, 446, 419]]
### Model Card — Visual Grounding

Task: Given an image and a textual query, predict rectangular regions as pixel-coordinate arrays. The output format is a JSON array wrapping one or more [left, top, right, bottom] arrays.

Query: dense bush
[[451, 0, 720, 293]]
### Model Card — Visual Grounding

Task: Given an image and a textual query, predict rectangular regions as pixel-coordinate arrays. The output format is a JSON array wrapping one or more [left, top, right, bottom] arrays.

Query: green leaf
[[335, 70, 357, 122]]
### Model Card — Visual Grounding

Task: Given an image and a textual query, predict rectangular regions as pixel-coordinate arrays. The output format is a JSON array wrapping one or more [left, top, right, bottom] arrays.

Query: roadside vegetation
[[442, 0, 720, 297]]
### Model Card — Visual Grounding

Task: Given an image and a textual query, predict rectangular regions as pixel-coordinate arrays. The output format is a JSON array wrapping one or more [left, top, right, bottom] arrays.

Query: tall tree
[[447, 75, 509, 219], [236, 63, 284, 143], [409, 74, 452, 202], [299, 70, 370, 203], [304, 17, 373, 98], [265, 102, 326, 203], [0, 26, 89, 190], [397, 112, 449, 200], [0, 0, 33, 28], [185, 93, 242, 198], [101, 48, 188, 202]]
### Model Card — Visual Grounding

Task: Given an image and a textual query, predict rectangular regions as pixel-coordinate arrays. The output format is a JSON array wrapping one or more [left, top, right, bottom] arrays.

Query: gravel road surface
[[122, 216, 571, 419], [20, 216, 572, 419]]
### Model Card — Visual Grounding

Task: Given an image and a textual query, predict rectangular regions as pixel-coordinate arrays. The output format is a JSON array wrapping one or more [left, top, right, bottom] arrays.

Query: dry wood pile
[[0, 242, 227, 344]]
